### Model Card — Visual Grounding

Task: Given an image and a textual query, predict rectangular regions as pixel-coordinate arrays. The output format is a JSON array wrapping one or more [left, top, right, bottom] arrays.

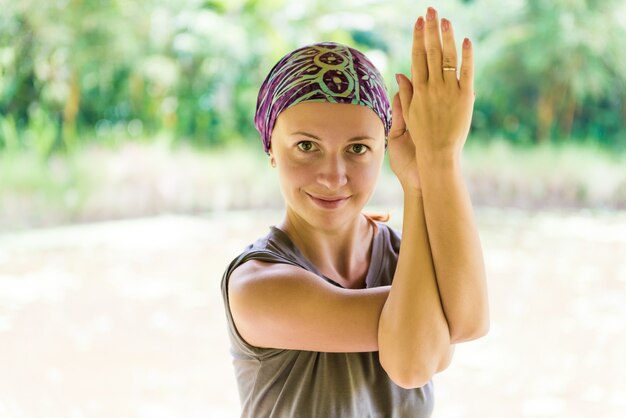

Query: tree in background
[[0, 0, 624, 157], [474, 0, 626, 145]]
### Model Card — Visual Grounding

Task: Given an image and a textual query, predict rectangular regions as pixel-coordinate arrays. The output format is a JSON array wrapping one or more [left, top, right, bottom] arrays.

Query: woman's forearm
[[418, 152, 490, 343], [378, 189, 451, 389]]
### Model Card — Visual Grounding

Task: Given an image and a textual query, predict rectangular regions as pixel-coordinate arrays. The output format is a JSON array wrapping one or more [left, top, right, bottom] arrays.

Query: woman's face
[[269, 101, 386, 231]]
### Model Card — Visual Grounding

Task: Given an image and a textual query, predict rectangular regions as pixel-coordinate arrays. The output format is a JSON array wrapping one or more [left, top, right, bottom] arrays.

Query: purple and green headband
[[254, 41, 392, 155]]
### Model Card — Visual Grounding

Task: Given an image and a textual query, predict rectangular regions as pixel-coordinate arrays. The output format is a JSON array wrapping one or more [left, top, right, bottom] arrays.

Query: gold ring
[[443, 67, 456, 71]]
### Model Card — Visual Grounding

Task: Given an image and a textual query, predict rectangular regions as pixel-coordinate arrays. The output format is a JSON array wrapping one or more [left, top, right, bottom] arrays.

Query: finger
[[389, 92, 406, 139], [459, 37, 474, 92], [424, 7, 443, 83], [441, 18, 459, 87], [395, 73, 414, 125], [411, 16, 427, 86]]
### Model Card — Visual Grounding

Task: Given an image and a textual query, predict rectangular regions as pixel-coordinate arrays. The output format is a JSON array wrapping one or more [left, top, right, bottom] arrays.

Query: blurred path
[[0, 208, 625, 418]]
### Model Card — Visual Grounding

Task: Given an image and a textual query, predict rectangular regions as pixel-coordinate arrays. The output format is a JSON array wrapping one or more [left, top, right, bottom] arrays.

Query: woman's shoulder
[[374, 221, 402, 256], [363, 212, 401, 251], [222, 226, 304, 282], [247, 225, 305, 262], [222, 219, 402, 290]]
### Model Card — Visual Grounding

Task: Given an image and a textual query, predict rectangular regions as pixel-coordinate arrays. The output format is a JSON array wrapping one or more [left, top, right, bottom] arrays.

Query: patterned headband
[[254, 41, 392, 154]]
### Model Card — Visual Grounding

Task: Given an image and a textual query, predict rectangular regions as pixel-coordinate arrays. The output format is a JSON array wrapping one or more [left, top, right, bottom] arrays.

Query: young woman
[[221, 7, 489, 417]]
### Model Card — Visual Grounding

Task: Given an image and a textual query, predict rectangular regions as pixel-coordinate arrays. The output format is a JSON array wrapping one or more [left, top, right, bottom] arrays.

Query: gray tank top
[[220, 221, 434, 418]]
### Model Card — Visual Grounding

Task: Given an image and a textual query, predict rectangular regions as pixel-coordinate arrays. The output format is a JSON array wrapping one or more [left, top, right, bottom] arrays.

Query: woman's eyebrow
[[290, 131, 375, 141]]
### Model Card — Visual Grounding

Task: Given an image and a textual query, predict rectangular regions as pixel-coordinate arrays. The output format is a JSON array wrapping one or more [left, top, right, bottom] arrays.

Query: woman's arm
[[395, 9, 490, 344], [228, 260, 390, 353], [377, 188, 452, 389], [419, 154, 490, 343], [229, 191, 453, 388]]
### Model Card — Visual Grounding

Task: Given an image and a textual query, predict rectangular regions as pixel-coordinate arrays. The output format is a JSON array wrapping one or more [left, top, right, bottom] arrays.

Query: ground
[[0, 207, 625, 418]]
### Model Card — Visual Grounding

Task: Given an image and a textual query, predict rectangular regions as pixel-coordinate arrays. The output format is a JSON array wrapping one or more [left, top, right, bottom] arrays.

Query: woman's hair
[[254, 41, 392, 155]]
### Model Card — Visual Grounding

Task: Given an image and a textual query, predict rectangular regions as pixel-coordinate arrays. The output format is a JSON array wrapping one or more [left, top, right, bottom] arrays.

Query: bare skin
[[393, 8, 490, 343], [270, 101, 385, 289], [228, 6, 489, 389]]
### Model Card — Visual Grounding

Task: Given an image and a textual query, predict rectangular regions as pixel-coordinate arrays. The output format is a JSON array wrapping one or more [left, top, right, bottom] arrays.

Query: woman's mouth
[[306, 193, 350, 209]]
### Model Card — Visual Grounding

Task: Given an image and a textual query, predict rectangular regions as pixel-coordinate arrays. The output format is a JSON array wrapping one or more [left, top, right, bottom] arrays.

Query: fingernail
[[441, 18, 449, 32], [463, 38, 471, 48], [395, 73, 401, 85], [415, 16, 424, 30], [426, 7, 435, 21]]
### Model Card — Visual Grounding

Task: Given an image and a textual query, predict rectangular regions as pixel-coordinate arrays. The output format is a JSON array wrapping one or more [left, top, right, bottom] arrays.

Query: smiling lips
[[306, 193, 350, 209]]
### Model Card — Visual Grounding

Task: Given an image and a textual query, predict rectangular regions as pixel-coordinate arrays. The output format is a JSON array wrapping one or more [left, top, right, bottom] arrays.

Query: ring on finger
[[443, 67, 456, 71]]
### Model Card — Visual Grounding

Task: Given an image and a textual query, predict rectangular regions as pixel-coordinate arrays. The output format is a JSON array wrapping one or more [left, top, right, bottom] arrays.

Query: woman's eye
[[297, 141, 316, 152], [349, 144, 368, 154]]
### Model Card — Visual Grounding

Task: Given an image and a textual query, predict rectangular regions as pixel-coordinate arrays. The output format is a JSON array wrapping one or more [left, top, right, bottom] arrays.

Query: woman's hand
[[387, 92, 421, 192], [395, 7, 475, 161]]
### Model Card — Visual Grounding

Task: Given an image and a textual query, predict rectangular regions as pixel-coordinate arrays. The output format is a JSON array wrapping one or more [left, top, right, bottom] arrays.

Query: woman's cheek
[[354, 157, 380, 182], [279, 157, 314, 183]]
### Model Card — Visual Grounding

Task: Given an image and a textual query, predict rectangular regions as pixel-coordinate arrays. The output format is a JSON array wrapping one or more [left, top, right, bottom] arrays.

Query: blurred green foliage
[[0, 0, 625, 159]]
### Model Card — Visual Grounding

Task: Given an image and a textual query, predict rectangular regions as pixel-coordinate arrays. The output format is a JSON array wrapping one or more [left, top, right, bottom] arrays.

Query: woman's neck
[[278, 212, 375, 288]]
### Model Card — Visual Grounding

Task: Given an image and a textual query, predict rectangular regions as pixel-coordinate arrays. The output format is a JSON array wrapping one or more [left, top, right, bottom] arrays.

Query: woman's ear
[[269, 148, 276, 168]]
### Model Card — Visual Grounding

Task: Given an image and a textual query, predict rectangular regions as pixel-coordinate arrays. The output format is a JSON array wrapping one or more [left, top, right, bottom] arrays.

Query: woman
[[221, 6, 489, 417]]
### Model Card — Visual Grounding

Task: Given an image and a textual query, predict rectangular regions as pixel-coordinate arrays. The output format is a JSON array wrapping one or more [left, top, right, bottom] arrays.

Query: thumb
[[389, 92, 406, 138], [395, 73, 413, 126]]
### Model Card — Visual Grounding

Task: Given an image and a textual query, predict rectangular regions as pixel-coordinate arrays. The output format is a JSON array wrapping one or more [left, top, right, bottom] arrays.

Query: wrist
[[415, 149, 460, 170], [413, 143, 461, 166], [401, 184, 423, 198]]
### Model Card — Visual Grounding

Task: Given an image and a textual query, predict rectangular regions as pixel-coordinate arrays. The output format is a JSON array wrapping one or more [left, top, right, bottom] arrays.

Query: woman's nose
[[316, 154, 348, 191]]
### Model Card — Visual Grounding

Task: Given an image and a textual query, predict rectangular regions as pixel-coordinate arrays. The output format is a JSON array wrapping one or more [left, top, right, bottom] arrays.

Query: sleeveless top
[[220, 220, 435, 418]]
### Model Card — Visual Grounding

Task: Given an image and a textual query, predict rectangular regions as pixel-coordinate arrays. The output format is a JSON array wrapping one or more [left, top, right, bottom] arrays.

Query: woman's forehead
[[276, 102, 384, 132]]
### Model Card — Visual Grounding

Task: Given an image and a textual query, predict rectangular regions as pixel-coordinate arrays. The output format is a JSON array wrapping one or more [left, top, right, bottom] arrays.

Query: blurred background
[[0, 0, 625, 417]]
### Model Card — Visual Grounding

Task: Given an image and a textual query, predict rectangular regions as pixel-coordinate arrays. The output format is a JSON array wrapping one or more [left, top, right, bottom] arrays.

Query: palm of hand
[[387, 7, 475, 190], [387, 123, 421, 191]]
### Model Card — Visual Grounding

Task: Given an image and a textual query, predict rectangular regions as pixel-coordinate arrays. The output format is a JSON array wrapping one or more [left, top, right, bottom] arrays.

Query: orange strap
[[362, 211, 390, 235]]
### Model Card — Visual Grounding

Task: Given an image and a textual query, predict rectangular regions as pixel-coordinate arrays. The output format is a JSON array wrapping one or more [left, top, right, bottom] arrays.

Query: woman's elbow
[[382, 358, 437, 389], [379, 346, 445, 389], [449, 317, 490, 343]]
